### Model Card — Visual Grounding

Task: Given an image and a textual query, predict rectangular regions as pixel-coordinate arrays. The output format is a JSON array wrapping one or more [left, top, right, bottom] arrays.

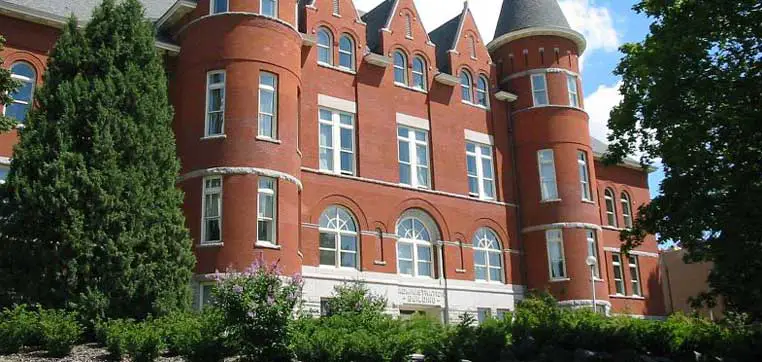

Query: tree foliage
[[0, 0, 194, 321], [0, 36, 21, 131], [606, 0, 762, 318]]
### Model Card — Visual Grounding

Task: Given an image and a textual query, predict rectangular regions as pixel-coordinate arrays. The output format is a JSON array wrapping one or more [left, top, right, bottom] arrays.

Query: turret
[[488, 0, 609, 312]]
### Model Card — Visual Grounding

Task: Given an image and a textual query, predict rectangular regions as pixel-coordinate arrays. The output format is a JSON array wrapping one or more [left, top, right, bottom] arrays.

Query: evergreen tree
[[0, 0, 195, 321], [0, 36, 21, 131]]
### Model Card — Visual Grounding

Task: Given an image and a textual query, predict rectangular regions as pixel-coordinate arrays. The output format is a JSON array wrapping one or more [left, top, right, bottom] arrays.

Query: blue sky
[[352, 0, 664, 198]]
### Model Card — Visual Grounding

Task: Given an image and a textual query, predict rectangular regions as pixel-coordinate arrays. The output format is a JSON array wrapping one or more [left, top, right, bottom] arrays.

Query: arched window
[[621, 192, 633, 228], [319, 206, 358, 268], [393, 50, 408, 85], [317, 28, 333, 65], [411, 56, 426, 90], [5, 62, 36, 123], [404, 13, 413, 38], [332, 0, 340, 15], [475, 75, 489, 107], [473, 228, 503, 282], [469, 35, 477, 59], [397, 211, 439, 278], [460, 69, 473, 103], [604, 189, 617, 227], [338, 35, 355, 70]]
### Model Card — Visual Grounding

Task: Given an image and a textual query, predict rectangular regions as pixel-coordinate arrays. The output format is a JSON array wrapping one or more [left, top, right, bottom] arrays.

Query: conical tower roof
[[488, 0, 585, 53]]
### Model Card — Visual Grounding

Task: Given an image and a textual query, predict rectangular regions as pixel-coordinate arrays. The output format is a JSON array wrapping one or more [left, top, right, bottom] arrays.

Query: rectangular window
[[202, 177, 222, 243], [318, 108, 355, 175], [477, 308, 492, 323], [537, 149, 559, 201], [586, 230, 600, 278], [629, 255, 642, 296], [200, 283, 214, 308], [567, 74, 579, 107], [210, 0, 228, 14], [612, 253, 625, 295], [205, 71, 225, 137], [546, 229, 566, 279], [531, 73, 548, 106], [258, 72, 278, 139], [332, 0, 340, 15], [320, 298, 333, 316], [397, 126, 430, 189], [257, 177, 277, 244], [261, 0, 277, 17], [578, 151, 592, 201], [466, 142, 496, 200], [496, 309, 511, 320]]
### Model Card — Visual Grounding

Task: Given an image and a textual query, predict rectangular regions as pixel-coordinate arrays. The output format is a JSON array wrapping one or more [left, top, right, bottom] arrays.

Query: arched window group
[[460, 69, 489, 107], [473, 228, 503, 282], [4, 62, 36, 123], [603, 188, 634, 229], [316, 27, 356, 71], [319, 206, 358, 268], [393, 50, 427, 91]]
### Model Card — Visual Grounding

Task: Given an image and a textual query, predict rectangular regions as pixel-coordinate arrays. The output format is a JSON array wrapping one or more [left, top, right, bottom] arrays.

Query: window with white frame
[[604, 189, 617, 227], [205, 70, 225, 137], [546, 229, 566, 279], [612, 253, 625, 295], [194, 283, 215, 310], [578, 150, 592, 201], [318, 206, 358, 268], [567, 74, 579, 107], [473, 228, 503, 282], [317, 28, 333, 65], [261, 0, 277, 17], [4, 62, 36, 123], [338, 35, 355, 70], [460, 69, 473, 103], [629, 255, 642, 296], [319, 108, 355, 175], [257, 177, 277, 244], [202, 177, 222, 243], [537, 149, 559, 201], [466, 142, 495, 200], [258, 72, 277, 139], [621, 192, 633, 228], [412, 56, 426, 90], [477, 308, 492, 323], [396, 217, 434, 277], [332, 0, 340, 14], [586, 229, 600, 278], [393, 51, 408, 85], [531, 73, 549, 106], [210, 0, 228, 14], [475, 75, 489, 107], [397, 126, 430, 189]]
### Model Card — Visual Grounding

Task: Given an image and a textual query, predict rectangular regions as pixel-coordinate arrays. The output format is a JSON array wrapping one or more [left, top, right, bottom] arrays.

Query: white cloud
[[584, 81, 622, 143], [558, 0, 620, 70]]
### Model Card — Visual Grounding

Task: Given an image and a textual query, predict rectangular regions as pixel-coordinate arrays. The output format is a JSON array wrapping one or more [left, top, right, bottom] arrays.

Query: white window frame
[[338, 35, 355, 71], [396, 217, 435, 278], [477, 308, 492, 323], [567, 74, 579, 107], [205, 70, 226, 137], [578, 150, 592, 201], [332, 0, 340, 15], [201, 176, 222, 244], [612, 253, 625, 295], [621, 192, 634, 228], [629, 255, 642, 296], [586, 230, 600, 278], [197, 282, 215, 310], [466, 142, 496, 200], [393, 51, 408, 86], [4, 62, 36, 123], [257, 177, 277, 245], [604, 189, 617, 227], [258, 71, 278, 139], [531, 73, 549, 106], [397, 125, 430, 189], [319, 108, 355, 175], [318, 206, 359, 269], [473, 228, 503, 283], [260, 0, 278, 17], [537, 149, 559, 201], [210, 0, 228, 14], [411, 56, 427, 91], [475, 75, 489, 107], [317, 28, 333, 66], [460, 69, 473, 103], [546, 229, 567, 280]]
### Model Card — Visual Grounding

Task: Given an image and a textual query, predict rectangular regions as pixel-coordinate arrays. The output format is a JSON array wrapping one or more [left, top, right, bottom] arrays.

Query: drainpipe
[[438, 240, 450, 324], [508, 101, 528, 298]]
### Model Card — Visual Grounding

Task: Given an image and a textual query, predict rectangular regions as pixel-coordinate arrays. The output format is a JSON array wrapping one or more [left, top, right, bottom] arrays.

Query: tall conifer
[[0, 0, 195, 320]]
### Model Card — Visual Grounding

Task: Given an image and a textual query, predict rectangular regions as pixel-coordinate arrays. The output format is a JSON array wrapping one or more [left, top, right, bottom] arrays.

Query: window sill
[[197, 242, 223, 248], [610, 294, 645, 300], [469, 193, 496, 202], [394, 82, 428, 94], [373, 260, 387, 266], [475, 280, 505, 285], [582, 199, 596, 205], [549, 277, 571, 283], [200, 134, 226, 141], [461, 101, 490, 111], [540, 198, 562, 204], [602, 225, 623, 231], [592, 277, 605, 283], [399, 183, 431, 191], [255, 241, 281, 250], [455, 268, 467, 274], [256, 136, 281, 144], [318, 62, 357, 75]]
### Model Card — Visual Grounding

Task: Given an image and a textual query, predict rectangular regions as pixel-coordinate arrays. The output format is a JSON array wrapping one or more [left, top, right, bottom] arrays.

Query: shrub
[[0, 304, 41, 354], [323, 282, 387, 317], [104, 319, 134, 360], [124, 320, 164, 362], [213, 258, 303, 361], [161, 309, 229, 362], [37, 309, 82, 357]]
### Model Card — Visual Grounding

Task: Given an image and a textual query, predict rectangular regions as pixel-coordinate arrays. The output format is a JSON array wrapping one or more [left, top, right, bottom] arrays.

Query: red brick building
[[0, 0, 665, 319]]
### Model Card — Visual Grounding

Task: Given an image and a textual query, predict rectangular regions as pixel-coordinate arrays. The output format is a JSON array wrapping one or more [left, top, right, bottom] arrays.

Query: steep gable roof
[[0, 0, 177, 22], [493, 0, 570, 39], [428, 13, 461, 74], [360, 0, 395, 54]]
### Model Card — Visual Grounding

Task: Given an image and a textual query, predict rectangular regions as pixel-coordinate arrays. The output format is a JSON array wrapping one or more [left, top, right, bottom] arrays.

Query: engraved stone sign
[[399, 287, 444, 306]]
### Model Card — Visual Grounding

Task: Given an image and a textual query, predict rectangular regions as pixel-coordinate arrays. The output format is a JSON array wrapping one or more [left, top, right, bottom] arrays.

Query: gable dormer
[[430, 2, 491, 76]]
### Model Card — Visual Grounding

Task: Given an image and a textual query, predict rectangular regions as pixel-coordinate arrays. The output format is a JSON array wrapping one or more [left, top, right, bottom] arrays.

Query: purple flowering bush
[[213, 258, 303, 362]]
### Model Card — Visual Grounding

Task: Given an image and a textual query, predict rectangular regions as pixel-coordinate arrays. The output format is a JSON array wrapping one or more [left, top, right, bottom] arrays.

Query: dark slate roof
[[494, 0, 570, 39], [361, 0, 395, 54], [428, 12, 462, 74], [1, 0, 177, 21]]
